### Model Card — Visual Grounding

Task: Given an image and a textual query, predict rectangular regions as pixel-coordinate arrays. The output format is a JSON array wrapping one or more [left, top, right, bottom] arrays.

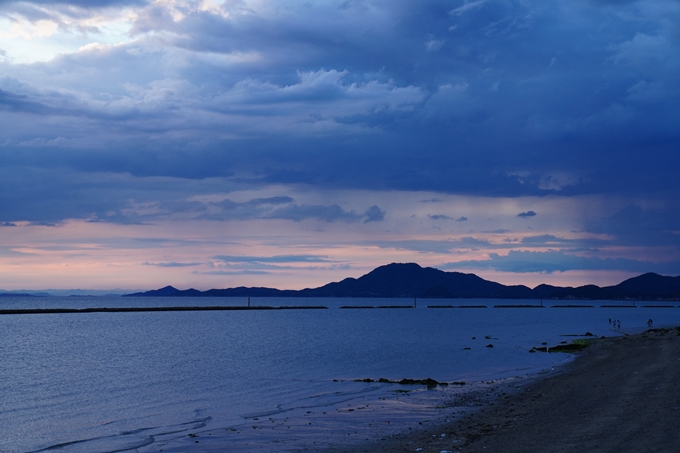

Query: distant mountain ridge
[[123, 263, 680, 301]]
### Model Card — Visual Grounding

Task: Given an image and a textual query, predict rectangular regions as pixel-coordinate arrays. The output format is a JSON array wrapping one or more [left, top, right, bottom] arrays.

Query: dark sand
[[334, 327, 680, 453]]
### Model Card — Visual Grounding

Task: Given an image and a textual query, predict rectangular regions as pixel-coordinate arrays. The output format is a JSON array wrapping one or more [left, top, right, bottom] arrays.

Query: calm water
[[1, 297, 678, 452]]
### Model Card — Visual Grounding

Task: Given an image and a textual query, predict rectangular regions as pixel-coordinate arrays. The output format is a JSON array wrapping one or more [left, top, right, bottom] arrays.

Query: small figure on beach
[[647, 319, 653, 327], [608, 318, 611, 324], [617, 321, 621, 329]]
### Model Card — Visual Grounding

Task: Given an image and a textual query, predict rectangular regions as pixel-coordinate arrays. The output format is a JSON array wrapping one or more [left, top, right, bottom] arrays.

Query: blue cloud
[[517, 211, 537, 218], [0, 246, 33, 256], [586, 205, 680, 247], [364, 205, 386, 223], [247, 196, 295, 206], [369, 236, 497, 253], [267, 204, 361, 223], [0, 88, 50, 114], [142, 262, 202, 268], [521, 235, 570, 245], [200, 270, 271, 276], [213, 255, 332, 264]]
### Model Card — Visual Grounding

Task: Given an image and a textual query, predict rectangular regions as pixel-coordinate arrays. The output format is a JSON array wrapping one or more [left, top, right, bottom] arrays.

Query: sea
[[1, 296, 679, 453]]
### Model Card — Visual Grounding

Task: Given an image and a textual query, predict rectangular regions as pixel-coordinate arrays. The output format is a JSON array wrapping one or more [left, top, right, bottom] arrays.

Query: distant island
[[124, 263, 680, 301]]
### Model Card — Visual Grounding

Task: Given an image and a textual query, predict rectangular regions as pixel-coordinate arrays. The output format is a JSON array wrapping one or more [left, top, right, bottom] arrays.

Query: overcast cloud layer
[[0, 0, 678, 290]]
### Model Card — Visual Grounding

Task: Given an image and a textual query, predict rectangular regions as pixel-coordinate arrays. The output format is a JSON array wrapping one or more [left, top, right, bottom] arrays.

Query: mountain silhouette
[[123, 263, 680, 301], [295, 263, 533, 298], [550, 272, 680, 300]]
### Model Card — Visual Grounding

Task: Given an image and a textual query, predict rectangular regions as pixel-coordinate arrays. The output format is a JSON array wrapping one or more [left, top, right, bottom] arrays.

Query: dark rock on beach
[[351, 377, 443, 388]]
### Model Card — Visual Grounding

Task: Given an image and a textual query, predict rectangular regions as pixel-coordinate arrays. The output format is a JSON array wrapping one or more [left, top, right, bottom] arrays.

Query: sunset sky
[[1, 0, 679, 292]]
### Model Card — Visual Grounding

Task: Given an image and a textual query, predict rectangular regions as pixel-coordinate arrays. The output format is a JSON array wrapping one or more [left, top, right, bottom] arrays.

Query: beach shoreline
[[89, 328, 680, 453], [145, 352, 574, 452], [333, 327, 680, 453], [130, 328, 680, 453], [145, 376, 533, 453]]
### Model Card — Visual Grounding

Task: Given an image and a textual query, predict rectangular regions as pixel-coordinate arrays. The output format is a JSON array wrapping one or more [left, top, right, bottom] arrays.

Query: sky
[[1, 0, 679, 292]]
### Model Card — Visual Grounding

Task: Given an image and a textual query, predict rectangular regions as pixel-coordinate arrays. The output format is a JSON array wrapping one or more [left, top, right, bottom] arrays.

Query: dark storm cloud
[[442, 250, 680, 275], [0, 0, 678, 255], [3, 0, 675, 196]]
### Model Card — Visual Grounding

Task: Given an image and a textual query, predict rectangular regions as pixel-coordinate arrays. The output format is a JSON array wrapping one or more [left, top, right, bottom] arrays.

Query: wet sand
[[146, 380, 508, 453], [341, 327, 680, 453]]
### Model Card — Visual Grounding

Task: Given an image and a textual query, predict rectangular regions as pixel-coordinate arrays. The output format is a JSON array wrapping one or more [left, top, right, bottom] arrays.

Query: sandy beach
[[336, 327, 680, 453]]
